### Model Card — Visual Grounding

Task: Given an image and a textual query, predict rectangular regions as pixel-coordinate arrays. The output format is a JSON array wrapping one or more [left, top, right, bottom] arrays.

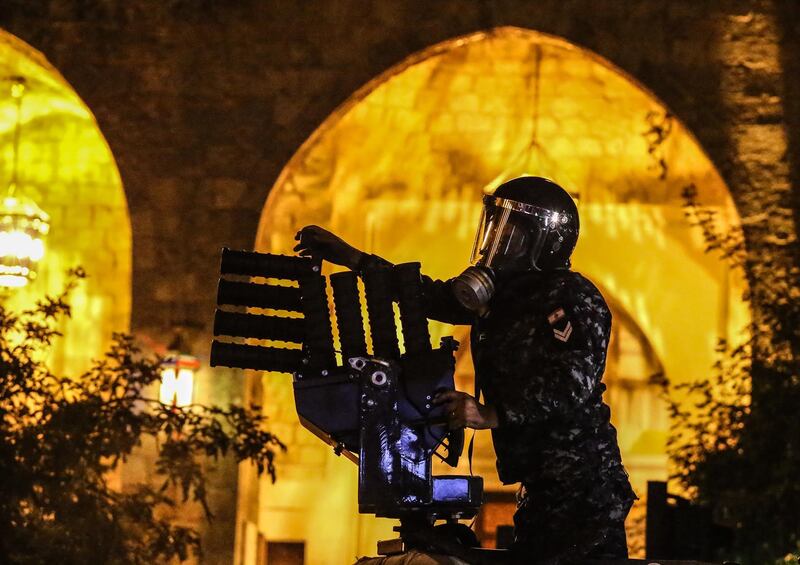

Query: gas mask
[[453, 192, 575, 315], [452, 265, 496, 316]]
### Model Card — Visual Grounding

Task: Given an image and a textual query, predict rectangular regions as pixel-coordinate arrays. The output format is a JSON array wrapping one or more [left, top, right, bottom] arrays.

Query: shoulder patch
[[547, 307, 572, 342], [553, 321, 572, 342], [547, 308, 565, 324], [552, 320, 572, 342]]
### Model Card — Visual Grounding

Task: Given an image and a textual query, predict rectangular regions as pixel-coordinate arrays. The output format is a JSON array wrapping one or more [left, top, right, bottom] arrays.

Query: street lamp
[[0, 77, 49, 288], [159, 352, 200, 408]]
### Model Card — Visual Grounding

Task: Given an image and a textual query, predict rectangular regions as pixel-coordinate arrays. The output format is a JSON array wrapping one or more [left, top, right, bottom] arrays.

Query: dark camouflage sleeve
[[493, 286, 610, 427], [357, 253, 474, 326]]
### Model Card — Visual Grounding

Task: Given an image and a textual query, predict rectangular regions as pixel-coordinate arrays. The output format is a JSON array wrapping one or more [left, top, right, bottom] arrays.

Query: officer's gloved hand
[[294, 225, 363, 270], [433, 390, 499, 430]]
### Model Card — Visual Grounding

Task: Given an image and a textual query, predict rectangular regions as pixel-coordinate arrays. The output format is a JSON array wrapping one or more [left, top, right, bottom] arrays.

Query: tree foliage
[[0, 270, 285, 564], [668, 186, 800, 563]]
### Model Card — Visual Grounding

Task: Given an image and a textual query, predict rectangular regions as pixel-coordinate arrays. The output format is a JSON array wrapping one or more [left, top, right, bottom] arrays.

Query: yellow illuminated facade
[[0, 29, 131, 375], [243, 27, 749, 563]]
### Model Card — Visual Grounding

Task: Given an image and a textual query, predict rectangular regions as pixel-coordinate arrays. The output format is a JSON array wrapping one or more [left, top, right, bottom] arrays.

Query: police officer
[[295, 176, 636, 563]]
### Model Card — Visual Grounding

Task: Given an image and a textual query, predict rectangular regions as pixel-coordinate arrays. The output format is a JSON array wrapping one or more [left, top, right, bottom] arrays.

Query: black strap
[[467, 375, 482, 477], [467, 430, 476, 477]]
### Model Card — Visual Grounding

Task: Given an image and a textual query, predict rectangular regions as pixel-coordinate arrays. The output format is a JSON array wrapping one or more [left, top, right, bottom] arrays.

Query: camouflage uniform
[[363, 256, 637, 563]]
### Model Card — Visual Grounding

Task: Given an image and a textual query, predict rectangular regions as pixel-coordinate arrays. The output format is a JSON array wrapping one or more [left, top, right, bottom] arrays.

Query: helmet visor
[[469, 195, 564, 270]]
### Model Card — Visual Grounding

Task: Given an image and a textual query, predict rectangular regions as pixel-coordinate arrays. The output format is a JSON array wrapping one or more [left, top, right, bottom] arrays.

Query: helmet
[[469, 176, 579, 272]]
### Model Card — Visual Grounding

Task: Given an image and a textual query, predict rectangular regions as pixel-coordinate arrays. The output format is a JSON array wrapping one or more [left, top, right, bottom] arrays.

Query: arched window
[[0, 30, 131, 374], [249, 27, 749, 563]]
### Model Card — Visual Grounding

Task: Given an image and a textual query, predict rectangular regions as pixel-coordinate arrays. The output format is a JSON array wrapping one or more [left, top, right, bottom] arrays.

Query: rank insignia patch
[[548, 307, 572, 342], [547, 308, 565, 324], [553, 321, 572, 342]]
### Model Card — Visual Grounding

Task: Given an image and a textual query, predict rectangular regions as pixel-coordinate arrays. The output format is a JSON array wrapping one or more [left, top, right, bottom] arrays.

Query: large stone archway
[[0, 30, 131, 374], [243, 27, 749, 563]]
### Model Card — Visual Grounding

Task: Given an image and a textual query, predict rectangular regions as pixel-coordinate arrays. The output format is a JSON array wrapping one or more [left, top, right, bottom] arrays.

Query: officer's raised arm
[[293, 225, 474, 325], [293, 225, 363, 271]]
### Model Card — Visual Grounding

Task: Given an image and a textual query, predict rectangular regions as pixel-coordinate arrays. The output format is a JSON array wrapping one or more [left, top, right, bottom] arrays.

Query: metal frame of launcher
[[209, 249, 483, 555]]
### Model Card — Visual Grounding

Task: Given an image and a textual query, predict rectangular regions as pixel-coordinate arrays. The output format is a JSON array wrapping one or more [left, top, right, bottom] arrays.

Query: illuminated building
[[251, 28, 749, 562], [2, 3, 797, 563]]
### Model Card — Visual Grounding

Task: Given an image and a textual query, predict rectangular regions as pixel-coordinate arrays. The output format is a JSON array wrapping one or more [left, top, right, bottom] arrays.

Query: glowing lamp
[[159, 353, 200, 408], [0, 195, 49, 287], [1, 77, 49, 288]]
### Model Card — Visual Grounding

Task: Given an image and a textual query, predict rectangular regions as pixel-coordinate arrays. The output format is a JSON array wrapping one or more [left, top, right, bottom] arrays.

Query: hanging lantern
[[159, 352, 200, 408], [0, 77, 50, 288], [0, 195, 49, 287]]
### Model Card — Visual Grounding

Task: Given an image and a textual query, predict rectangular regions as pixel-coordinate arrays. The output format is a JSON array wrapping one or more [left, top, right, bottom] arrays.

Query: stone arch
[[0, 29, 131, 374], [248, 27, 749, 563]]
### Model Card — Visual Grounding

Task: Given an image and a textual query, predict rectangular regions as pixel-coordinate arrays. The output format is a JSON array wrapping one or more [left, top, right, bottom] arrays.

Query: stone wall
[[2, 0, 793, 352], [2, 1, 798, 562]]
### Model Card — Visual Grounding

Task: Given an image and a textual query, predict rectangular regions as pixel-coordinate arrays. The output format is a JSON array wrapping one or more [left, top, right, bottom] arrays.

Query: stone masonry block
[[207, 177, 249, 210]]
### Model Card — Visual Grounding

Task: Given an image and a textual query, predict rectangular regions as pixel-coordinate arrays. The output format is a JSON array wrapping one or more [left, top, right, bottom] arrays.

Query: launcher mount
[[209, 249, 483, 555]]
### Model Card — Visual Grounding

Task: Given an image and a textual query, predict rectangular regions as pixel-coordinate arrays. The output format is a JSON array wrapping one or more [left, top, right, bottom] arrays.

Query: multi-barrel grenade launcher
[[209, 249, 483, 538]]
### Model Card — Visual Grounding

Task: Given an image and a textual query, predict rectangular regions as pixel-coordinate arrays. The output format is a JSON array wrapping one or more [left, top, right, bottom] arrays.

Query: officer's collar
[[494, 268, 570, 296]]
